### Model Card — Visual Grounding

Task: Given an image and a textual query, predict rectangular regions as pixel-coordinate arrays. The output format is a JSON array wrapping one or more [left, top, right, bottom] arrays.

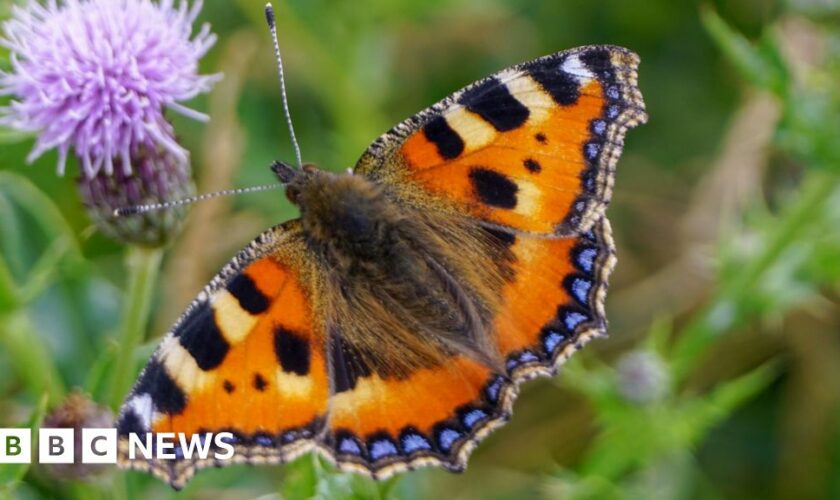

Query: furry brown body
[[278, 162, 508, 376]]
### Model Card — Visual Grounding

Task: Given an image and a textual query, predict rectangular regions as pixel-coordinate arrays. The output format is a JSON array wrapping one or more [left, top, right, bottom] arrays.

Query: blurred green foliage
[[1, 0, 840, 498]]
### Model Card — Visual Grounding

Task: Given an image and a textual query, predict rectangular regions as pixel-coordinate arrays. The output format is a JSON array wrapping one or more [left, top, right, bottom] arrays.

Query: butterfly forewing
[[354, 45, 646, 236], [116, 221, 331, 488]]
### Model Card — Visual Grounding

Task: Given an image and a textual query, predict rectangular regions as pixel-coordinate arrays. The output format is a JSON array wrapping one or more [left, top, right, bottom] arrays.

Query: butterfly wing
[[116, 221, 332, 489], [493, 217, 615, 380], [322, 350, 513, 478], [354, 45, 646, 236], [314, 218, 615, 477]]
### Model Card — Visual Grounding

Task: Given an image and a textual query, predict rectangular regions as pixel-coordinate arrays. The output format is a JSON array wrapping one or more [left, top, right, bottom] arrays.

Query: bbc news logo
[[0, 429, 235, 464]]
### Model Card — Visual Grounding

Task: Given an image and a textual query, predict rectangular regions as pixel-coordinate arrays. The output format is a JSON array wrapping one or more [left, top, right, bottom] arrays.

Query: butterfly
[[116, 44, 647, 489]]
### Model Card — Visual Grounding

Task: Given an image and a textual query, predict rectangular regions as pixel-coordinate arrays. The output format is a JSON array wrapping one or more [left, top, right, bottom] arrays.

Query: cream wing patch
[[212, 290, 259, 344], [513, 178, 542, 217], [444, 106, 496, 152], [274, 369, 315, 398], [505, 75, 555, 125], [159, 335, 216, 393]]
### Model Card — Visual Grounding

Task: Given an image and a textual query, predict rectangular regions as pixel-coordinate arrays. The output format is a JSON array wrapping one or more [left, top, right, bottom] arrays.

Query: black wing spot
[[116, 410, 145, 437], [176, 305, 230, 371], [135, 359, 186, 415], [528, 62, 580, 106], [535, 132, 548, 144], [253, 373, 268, 391], [274, 326, 311, 376], [223, 380, 235, 394], [423, 116, 464, 159], [469, 167, 518, 209], [579, 48, 614, 80], [226, 274, 270, 314], [523, 158, 542, 173], [459, 78, 529, 131]]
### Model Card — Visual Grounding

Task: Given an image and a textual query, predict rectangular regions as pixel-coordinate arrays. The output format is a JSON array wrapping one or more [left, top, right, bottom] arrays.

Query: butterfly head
[[272, 161, 398, 262], [271, 160, 320, 203]]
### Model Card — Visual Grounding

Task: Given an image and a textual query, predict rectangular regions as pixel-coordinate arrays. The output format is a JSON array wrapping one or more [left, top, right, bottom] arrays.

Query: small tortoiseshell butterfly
[[116, 44, 647, 488]]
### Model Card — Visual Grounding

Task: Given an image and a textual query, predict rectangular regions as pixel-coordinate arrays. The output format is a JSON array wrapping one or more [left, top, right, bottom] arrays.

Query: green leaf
[[671, 175, 839, 381], [579, 359, 781, 481], [281, 455, 319, 499], [0, 172, 79, 255], [541, 470, 625, 500], [0, 171, 82, 310], [0, 255, 20, 311], [278, 454, 397, 500], [85, 339, 119, 402], [700, 6, 789, 97], [679, 358, 782, 433], [0, 190, 25, 277], [0, 312, 66, 404]]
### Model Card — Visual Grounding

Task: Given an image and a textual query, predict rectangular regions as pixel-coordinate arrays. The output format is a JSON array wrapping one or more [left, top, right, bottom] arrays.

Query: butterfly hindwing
[[494, 217, 615, 380], [116, 221, 331, 489], [309, 219, 614, 477], [355, 45, 646, 236], [322, 349, 514, 477]]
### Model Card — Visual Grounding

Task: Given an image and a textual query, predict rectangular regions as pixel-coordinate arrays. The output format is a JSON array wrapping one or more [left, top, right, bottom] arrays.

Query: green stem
[[672, 173, 839, 381], [109, 245, 163, 409], [722, 175, 837, 299]]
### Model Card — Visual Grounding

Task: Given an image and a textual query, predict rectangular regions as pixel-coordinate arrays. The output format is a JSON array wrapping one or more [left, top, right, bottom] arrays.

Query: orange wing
[[320, 343, 512, 478], [355, 45, 646, 236], [314, 218, 614, 478], [493, 217, 615, 381], [116, 221, 331, 489]]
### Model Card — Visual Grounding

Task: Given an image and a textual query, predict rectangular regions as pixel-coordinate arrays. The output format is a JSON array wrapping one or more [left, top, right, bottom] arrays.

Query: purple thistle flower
[[0, 0, 221, 178]]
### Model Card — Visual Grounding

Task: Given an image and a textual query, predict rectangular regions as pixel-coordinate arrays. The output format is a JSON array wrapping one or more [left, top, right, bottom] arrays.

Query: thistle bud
[[616, 350, 669, 404], [77, 141, 195, 247], [41, 391, 114, 480]]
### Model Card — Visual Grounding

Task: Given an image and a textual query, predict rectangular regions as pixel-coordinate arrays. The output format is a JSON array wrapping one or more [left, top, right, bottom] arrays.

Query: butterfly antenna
[[116, 4, 302, 218], [112, 183, 285, 217], [265, 3, 303, 168]]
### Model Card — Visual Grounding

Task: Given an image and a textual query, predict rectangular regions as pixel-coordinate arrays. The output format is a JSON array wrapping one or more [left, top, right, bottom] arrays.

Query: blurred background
[[1, 0, 839, 498]]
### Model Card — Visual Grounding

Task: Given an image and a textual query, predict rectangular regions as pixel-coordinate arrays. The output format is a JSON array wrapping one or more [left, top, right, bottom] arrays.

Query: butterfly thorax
[[292, 169, 401, 265], [283, 165, 506, 374]]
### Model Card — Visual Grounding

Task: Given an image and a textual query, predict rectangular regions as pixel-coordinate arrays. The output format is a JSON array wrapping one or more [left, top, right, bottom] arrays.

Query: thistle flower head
[[0, 0, 220, 177]]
